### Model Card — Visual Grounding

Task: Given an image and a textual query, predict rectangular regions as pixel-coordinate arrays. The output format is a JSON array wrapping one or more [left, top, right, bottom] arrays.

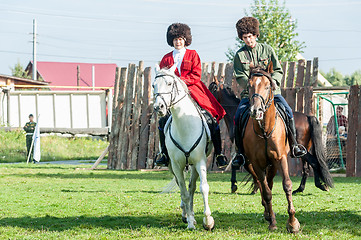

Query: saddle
[[238, 102, 289, 139]]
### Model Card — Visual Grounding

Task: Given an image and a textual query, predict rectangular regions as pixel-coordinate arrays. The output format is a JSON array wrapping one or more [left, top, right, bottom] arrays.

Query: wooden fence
[[107, 58, 320, 174], [346, 85, 361, 177]]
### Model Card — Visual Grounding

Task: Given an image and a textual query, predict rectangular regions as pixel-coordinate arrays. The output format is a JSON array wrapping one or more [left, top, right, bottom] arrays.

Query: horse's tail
[[160, 177, 179, 193], [309, 116, 334, 188]]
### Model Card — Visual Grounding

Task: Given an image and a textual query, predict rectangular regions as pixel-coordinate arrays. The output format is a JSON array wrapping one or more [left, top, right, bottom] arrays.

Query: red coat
[[160, 49, 226, 123]]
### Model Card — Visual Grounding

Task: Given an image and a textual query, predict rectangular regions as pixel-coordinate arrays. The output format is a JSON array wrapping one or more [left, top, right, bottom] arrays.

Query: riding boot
[[232, 125, 246, 167], [212, 126, 229, 169], [155, 116, 170, 167], [288, 118, 307, 158]]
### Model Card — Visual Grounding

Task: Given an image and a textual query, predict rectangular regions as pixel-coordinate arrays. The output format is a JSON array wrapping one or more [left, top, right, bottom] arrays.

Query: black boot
[[232, 126, 246, 167], [155, 116, 170, 167], [288, 118, 307, 158], [212, 127, 228, 169]]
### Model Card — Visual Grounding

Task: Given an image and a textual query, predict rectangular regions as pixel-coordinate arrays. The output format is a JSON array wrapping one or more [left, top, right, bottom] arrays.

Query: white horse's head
[[153, 64, 188, 116]]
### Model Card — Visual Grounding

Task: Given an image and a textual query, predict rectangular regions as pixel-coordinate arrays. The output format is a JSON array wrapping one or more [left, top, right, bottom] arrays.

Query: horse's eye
[[167, 82, 172, 86]]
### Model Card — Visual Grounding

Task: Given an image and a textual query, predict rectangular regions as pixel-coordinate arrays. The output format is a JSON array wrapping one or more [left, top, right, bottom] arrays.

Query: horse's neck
[[170, 94, 203, 139]]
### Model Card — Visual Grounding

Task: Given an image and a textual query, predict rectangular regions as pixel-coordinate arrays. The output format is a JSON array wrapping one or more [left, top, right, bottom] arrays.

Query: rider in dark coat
[[232, 17, 307, 167]]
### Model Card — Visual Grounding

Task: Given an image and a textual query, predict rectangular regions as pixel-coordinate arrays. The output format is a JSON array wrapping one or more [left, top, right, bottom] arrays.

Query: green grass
[[0, 164, 360, 239], [0, 129, 108, 163]]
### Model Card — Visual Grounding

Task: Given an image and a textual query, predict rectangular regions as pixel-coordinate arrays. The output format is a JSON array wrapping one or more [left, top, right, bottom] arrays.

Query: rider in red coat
[[155, 23, 228, 168]]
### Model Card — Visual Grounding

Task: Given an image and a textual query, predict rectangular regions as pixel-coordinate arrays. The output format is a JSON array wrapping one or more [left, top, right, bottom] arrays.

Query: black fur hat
[[236, 17, 260, 39], [166, 23, 192, 47]]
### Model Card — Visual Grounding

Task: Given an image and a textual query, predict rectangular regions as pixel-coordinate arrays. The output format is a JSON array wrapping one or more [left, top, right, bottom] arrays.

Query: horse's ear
[[155, 64, 160, 73], [267, 61, 274, 74]]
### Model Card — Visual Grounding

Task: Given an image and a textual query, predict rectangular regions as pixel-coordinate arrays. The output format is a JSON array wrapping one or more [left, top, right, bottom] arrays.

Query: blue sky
[[1, 0, 361, 77]]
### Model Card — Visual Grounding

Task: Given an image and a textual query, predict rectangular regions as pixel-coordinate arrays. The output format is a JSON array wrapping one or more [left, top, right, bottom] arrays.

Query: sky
[[1, 0, 361, 77]]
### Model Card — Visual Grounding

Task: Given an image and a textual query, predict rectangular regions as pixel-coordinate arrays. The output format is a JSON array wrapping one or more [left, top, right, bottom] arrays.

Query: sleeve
[[181, 51, 202, 86], [269, 47, 283, 86], [233, 52, 248, 89], [23, 123, 28, 132], [159, 55, 168, 69]]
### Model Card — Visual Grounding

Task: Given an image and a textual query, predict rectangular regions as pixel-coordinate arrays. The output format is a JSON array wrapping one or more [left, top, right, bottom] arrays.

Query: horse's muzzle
[[154, 103, 166, 116], [250, 106, 264, 121]]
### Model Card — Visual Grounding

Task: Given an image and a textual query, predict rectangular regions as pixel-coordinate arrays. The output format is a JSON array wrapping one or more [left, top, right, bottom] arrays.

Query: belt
[[26, 133, 34, 136]]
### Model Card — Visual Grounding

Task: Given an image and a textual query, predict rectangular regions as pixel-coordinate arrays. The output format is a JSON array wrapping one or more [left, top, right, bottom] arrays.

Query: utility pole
[[32, 19, 37, 81]]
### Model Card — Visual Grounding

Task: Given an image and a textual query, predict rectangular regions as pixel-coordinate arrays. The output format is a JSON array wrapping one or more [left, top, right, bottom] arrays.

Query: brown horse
[[208, 79, 333, 195], [239, 66, 300, 232]]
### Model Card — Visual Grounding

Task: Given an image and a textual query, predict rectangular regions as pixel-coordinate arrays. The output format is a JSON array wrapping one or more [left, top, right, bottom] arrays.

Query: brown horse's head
[[248, 65, 274, 121]]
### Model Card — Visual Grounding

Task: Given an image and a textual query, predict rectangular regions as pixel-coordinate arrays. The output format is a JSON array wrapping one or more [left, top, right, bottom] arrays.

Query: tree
[[226, 0, 305, 62], [10, 61, 31, 79]]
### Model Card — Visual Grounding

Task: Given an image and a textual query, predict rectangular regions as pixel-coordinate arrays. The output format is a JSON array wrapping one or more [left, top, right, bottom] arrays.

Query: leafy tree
[[226, 0, 305, 62], [10, 61, 31, 79], [345, 70, 361, 86], [320, 68, 361, 86]]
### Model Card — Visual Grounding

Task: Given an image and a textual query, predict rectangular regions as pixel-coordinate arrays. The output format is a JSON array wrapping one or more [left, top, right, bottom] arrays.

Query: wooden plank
[[147, 112, 157, 168], [209, 62, 216, 87], [296, 59, 305, 112], [91, 144, 109, 170], [216, 63, 225, 82], [356, 86, 361, 177], [123, 64, 136, 169], [285, 62, 296, 106], [304, 60, 312, 86], [138, 67, 152, 169], [201, 63, 209, 83], [346, 85, 358, 177], [304, 86, 313, 116], [130, 61, 144, 169], [224, 63, 233, 86], [312, 57, 319, 87], [280, 61, 288, 89]]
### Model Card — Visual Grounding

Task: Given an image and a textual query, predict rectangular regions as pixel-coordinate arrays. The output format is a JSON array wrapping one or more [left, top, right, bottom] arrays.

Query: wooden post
[[201, 63, 209, 83], [304, 86, 314, 116], [107, 67, 121, 168], [147, 112, 157, 168], [304, 60, 312, 86], [209, 62, 216, 86], [224, 63, 233, 86], [280, 61, 288, 89], [312, 57, 319, 87], [296, 59, 305, 112], [120, 63, 136, 169], [356, 86, 361, 177], [130, 61, 144, 169], [346, 85, 358, 177], [138, 67, 152, 169], [286, 62, 296, 111], [216, 63, 225, 82]]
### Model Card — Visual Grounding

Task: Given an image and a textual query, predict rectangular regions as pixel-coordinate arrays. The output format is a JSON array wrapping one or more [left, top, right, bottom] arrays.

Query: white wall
[[2, 90, 111, 129]]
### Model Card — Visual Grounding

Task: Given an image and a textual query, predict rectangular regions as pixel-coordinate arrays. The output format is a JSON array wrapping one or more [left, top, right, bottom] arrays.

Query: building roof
[[0, 74, 49, 85], [26, 61, 117, 90]]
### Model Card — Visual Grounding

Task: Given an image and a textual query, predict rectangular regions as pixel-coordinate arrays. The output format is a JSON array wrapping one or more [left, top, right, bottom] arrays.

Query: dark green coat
[[233, 43, 283, 97], [23, 121, 36, 134]]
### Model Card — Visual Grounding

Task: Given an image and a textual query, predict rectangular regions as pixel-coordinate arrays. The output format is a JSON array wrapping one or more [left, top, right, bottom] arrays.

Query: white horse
[[153, 65, 215, 230]]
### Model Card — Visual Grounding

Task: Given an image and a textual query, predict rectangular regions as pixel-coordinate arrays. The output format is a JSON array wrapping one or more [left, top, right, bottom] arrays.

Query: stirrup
[[232, 153, 245, 167], [291, 144, 307, 158], [154, 152, 169, 167], [215, 154, 228, 169]]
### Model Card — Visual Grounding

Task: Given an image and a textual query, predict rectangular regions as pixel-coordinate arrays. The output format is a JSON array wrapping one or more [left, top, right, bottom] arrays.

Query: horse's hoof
[[182, 216, 187, 224], [268, 224, 277, 231], [203, 216, 215, 231], [292, 189, 302, 195], [187, 225, 196, 230], [231, 184, 238, 193], [286, 218, 300, 233]]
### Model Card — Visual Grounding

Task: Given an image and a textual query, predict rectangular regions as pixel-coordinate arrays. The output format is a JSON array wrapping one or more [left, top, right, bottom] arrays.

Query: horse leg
[[173, 166, 196, 229], [254, 167, 277, 230], [244, 163, 259, 194], [231, 164, 239, 193], [196, 161, 215, 231], [293, 159, 310, 195], [278, 158, 300, 233], [187, 165, 199, 225]]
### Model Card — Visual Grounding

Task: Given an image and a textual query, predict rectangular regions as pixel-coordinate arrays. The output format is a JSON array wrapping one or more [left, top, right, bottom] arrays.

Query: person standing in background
[[23, 114, 36, 163]]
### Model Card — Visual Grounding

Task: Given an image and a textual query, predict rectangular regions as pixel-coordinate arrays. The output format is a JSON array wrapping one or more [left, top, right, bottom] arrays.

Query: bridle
[[249, 72, 274, 114], [154, 73, 187, 111], [249, 71, 277, 139]]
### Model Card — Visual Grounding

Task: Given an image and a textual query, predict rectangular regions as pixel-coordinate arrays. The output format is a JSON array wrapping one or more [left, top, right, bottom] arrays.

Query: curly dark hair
[[166, 23, 192, 47], [236, 17, 260, 39]]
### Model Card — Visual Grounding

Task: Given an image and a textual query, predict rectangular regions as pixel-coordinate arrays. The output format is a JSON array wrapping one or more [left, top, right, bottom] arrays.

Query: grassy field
[[0, 129, 108, 163], [0, 164, 360, 239]]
